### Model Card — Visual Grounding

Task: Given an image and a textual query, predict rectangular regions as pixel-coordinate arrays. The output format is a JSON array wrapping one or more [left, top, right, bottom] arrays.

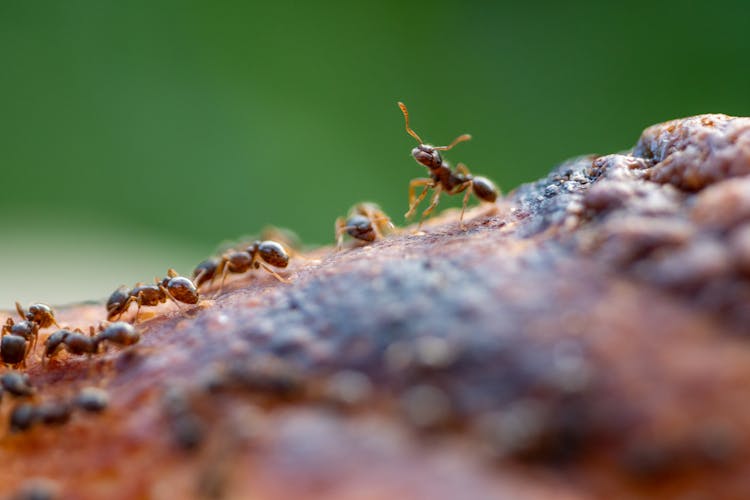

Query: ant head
[[412, 144, 443, 170], [398, 101, 471, 170]]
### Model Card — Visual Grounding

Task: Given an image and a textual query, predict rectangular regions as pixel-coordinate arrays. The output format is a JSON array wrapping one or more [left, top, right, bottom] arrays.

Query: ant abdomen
[[95, 322, 141, 350], [107, 286, 131, 320], [225, 251, 253, 274], [472, 176, 499, 203], [163, 276, 199, 305], [1, 335, 28, 366], [193, 257, 220, 288], [252, 241, 289, 269], [345, 215, 377, 242]]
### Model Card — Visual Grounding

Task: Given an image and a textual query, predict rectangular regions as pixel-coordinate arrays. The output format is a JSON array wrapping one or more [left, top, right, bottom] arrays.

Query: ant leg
[[418, 185, 443, 229], [160, 286, 185, 311], [458, 181, 473, 229], [406, 178, 433, 218], [335, 217, 348, 250], [258, 263, 291, 284], [133, 298, 143, 325], [360, 206, 393, 239], [119, 296, 136, 323], [15, 302, 26, 320], [372, 214, 395, 237], [217, 265, 231, 298]]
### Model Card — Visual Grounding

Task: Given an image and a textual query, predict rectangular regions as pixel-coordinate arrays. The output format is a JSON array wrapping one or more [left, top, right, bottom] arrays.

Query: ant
[[43, 328, 97, 365], [213, 240, 291, 291], [397, 102, 498, 229], [15, 302, 59, 329], [1, 302, 59, 367], [1, 319, 37, 368], [106, 269, 199, 322], [335, 202, 395, 249]]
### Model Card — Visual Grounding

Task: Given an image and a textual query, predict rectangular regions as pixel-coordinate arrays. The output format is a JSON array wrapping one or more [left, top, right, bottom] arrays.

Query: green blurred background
[[2, 1, 749, 305]]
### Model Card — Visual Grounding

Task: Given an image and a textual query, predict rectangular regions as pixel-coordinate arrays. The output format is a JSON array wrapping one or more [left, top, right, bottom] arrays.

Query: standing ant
[[15, 302, 59, 329], [1, 319, 39, 368], [1, 302, 58, 367], [335, 202, 395, 249], [397, 102, 498, 229], [213, 240, 291, 291], [43, 328, 98, 365], [106, 270, 199, 322]]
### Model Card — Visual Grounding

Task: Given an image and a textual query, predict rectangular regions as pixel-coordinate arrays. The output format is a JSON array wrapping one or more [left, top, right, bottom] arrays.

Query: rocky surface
[[2, 114, 750, 499]]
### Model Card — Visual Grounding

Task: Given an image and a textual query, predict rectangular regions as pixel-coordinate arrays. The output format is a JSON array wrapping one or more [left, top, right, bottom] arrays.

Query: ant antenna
[[434, 133, 472, 151], [398, 102, 423, 144]]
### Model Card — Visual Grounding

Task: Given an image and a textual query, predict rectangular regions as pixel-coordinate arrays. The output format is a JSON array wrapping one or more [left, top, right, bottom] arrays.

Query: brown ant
[[398, 102, 499, 229], [212, 240, 290, 291], [15, 302, 59, 329], [335, 202, 395, 249], [106, 269, 199, 322]]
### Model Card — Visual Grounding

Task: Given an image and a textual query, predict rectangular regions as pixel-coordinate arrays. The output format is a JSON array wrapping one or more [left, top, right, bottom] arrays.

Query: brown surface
[[3, 114, 750, 499]]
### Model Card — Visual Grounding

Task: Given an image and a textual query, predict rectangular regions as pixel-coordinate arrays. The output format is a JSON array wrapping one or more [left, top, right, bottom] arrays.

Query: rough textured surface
[[3, 114, 750, 499]]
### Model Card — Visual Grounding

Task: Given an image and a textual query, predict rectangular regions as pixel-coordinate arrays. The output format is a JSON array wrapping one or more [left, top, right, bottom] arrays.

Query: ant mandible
[[398, 102, 498, 229]]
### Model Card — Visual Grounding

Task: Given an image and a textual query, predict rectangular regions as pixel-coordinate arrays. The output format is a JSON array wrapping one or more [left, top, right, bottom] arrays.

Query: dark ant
[[106, 269, 199, 322], [335, 202, 395, 249], [1, 371, 35, 397], [214, 240, 291, 291], [398, 102, 499, 229], [43, 328, 97, 365], [75, 387, 109, 413], [1, 303, 59, 367], [9, 400, 72, 432], [1, 319, 39, 367]]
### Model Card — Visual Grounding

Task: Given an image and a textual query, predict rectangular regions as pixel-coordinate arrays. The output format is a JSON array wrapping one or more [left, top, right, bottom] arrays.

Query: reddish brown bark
[[3, 114, 750, 499]]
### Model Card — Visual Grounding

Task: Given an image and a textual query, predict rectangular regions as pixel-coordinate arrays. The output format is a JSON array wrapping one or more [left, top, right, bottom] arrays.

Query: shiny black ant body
[[398, 102, 498, 229]]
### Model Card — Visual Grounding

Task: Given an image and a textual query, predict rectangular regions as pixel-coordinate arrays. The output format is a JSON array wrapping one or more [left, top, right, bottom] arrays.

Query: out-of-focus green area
[[1, 1, 749, 304]]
